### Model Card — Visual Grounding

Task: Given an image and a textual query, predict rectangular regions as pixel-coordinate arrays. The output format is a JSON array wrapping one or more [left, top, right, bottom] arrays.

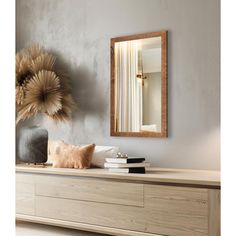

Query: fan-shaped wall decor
[[15, 44, 75, 124]]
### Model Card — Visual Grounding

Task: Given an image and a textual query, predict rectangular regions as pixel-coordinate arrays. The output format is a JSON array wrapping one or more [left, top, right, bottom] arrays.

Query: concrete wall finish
[[16, 0, 220, 170]]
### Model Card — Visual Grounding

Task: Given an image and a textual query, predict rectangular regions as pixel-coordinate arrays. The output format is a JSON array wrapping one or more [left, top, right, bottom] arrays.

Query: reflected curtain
[[115, 41, 143, 132]]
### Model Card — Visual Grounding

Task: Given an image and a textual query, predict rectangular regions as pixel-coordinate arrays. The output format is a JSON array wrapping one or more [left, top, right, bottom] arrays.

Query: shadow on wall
[[16, 47, 107, 159], [51, 49, 106, 118]]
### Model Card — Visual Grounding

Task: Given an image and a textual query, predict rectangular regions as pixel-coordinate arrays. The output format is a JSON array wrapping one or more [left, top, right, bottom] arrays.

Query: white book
[[108, 168, 145, 173], [105, 157, 145, 164], [109, 168, 130, 173], [104, 162, 150, 168]]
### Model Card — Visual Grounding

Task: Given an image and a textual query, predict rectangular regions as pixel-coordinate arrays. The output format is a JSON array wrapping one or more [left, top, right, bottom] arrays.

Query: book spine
[[104, 162, 150, 168], [109, 167, 145, 173], [105, 158, 145, 164], [129, 167, 145, 173], [126, 158, 145, 163]]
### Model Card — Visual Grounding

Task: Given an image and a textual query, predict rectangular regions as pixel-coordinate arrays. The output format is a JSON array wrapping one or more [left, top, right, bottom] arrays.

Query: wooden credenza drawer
[[35, 195, 145, 232], [16, 168, 220, 236], [16, 174, 35, 216], [35, 175, 144, 207], [144, 185, 209, 236]]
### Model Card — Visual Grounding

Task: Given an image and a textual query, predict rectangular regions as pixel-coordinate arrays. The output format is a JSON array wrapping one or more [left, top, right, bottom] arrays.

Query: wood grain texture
[[145, 185, 209, 236], [35, 196, 145, 232], [16, 165, 221, 187], [110, 31, 168, 137], [16, 214, 162, 236], [208, 189, 220, 236], [16, 182, 35, 215], [16, 169, 221, 236], [35, 175, 144, 207], [16, 172, 37, 183]]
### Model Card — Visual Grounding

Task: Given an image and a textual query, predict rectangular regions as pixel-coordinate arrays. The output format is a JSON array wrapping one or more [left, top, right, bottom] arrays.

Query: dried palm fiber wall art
[[16, 45, 75, 124]]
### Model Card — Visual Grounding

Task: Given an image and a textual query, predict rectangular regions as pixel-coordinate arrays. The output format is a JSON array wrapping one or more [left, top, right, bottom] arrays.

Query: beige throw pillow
[[48, 140, 65, 164], [52, 143, 95, 169]]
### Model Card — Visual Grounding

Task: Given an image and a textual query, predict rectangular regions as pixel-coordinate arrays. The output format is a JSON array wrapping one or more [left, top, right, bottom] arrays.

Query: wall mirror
[[111, 31, 168, 137]]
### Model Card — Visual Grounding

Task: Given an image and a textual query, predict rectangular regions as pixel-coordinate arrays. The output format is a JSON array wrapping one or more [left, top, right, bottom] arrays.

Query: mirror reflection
[[114, 36, 162, 133]]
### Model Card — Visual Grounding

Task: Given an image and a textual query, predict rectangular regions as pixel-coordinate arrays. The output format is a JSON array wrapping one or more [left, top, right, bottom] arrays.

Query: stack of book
[[104, 156, 150, 174]]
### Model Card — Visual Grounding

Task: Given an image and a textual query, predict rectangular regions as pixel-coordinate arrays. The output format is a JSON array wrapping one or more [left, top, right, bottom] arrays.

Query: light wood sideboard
[[16, 165, 220, 236]]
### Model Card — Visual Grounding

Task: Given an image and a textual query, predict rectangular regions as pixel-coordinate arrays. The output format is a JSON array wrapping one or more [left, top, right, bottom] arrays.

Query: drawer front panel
[[16, 172, 36, 183], [145, 185, 208, 236], [36, 196, 145, 232], [16, 182, 35, 215], [35, 175, 143, 207]]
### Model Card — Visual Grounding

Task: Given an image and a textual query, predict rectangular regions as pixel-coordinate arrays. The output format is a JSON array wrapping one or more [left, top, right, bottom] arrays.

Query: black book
[[108, 167, 145, 174]]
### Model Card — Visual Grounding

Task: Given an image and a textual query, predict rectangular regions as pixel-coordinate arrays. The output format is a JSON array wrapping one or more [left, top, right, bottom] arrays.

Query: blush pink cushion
[[52, 143, 95, 169]]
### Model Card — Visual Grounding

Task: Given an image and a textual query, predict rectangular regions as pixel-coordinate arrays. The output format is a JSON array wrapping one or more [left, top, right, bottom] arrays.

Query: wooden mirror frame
[[110, 31, 168, 137]]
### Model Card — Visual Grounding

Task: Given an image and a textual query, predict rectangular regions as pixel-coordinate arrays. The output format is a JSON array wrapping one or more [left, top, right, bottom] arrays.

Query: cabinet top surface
[[15, 164, 220, 187]]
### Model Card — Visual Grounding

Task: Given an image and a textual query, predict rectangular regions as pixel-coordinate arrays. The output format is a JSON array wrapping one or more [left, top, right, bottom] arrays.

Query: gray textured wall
[[16, 0, 220, 170]]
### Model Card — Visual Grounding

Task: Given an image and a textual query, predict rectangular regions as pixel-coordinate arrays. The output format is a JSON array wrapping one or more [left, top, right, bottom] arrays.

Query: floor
[[16, 221, 106, 236]]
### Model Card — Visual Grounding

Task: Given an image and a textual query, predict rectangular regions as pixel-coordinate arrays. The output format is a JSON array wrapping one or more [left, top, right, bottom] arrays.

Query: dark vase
[[17, 126, 48, 164]]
